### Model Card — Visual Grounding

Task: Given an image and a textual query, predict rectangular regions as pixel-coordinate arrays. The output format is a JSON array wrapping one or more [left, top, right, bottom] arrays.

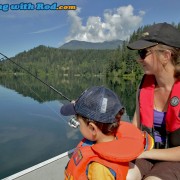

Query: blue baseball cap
[[60, 86, 123, 123]]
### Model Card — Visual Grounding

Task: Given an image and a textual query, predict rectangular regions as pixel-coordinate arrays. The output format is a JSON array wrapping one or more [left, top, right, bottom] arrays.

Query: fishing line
[[0, 52, 71, 101], [0, 52, 80, 128], [21, 79, 79, 128], [21, 80, 67, 124]]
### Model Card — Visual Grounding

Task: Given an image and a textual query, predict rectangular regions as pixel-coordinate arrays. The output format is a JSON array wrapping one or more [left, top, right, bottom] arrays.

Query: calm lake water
[[0, 75, 139, 179]]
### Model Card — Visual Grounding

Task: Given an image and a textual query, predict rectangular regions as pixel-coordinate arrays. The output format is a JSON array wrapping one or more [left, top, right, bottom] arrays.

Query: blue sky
[[0, 0, 180, 57]]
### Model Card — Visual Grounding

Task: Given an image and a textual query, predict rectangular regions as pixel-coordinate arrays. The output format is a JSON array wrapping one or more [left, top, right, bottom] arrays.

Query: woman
[[126, 22, 180, 180]]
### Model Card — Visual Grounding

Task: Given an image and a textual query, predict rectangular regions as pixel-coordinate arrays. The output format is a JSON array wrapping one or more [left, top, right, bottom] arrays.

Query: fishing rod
[[0, 52, 71, 101], [0, 52, 80, 128]]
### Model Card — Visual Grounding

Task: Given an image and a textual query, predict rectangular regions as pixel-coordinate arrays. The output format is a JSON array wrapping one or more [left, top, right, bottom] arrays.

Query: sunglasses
[[138, 49, 152, 59]]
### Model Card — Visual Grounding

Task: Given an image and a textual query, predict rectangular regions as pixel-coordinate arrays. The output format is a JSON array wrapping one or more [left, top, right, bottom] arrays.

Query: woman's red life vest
[[64, 121, 146, 180], [139, 75, 180, 147]]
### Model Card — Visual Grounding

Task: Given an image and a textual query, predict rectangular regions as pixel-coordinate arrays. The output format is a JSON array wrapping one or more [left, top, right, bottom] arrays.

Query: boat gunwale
[[2, 149, 74, 180]]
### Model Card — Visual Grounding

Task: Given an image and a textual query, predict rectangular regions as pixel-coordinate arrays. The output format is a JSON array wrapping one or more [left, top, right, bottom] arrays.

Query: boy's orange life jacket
[[65, 121, 146, 180], [139, 75, 180, 147]]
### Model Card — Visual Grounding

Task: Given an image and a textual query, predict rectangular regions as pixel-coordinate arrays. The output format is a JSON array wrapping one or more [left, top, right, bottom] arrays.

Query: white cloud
[[65, 5, 145, 42]]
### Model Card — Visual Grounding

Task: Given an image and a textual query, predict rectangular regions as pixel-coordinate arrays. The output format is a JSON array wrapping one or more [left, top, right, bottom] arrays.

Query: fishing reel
[[68, 116, 80, 129]]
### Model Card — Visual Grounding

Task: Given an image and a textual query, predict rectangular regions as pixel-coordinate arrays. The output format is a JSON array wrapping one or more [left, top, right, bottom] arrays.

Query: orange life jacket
[[65, 121, 146, 180], [139, 75, 180, 147]]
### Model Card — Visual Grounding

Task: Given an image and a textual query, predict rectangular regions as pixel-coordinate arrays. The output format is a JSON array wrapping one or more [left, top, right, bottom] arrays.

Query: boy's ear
[[88, 122, 98, 135]]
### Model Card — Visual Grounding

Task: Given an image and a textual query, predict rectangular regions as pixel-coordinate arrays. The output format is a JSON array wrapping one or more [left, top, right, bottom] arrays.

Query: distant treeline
[[1, 22, 180, 79], [1, 47, 115, 76]]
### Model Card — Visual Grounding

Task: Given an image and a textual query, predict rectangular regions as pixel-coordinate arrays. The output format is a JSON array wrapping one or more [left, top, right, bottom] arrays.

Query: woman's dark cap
[[127, 22, 180, 50]]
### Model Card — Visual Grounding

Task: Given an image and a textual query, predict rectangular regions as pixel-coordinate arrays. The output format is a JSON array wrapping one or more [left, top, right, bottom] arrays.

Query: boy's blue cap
[[60, 86, 123, 123]]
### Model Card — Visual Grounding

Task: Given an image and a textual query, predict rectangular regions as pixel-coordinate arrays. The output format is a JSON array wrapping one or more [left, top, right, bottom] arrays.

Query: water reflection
[[0, 74, 140, 178], [0, 85, 81, 178]]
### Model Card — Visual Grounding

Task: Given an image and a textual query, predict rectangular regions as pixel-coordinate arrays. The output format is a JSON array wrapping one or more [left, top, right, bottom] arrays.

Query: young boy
[[60, 86, 153, 180]]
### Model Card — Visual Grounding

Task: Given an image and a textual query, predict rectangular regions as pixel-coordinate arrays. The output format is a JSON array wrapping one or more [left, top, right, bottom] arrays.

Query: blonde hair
[[155, 44, 180, 79]]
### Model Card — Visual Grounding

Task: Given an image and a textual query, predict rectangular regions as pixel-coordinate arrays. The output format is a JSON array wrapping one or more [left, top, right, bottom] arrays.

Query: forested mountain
[[60, 40, 123, 50], [1, 46, 117, 77], [0, 41, 141, 79]]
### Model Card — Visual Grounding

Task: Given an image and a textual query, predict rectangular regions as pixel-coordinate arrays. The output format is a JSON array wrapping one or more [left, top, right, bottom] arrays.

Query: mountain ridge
[[59, 40, 123, 50]]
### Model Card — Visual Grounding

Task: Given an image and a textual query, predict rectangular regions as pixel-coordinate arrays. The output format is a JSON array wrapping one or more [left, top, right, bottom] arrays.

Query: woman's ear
[[163, 50, 172, 64]]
